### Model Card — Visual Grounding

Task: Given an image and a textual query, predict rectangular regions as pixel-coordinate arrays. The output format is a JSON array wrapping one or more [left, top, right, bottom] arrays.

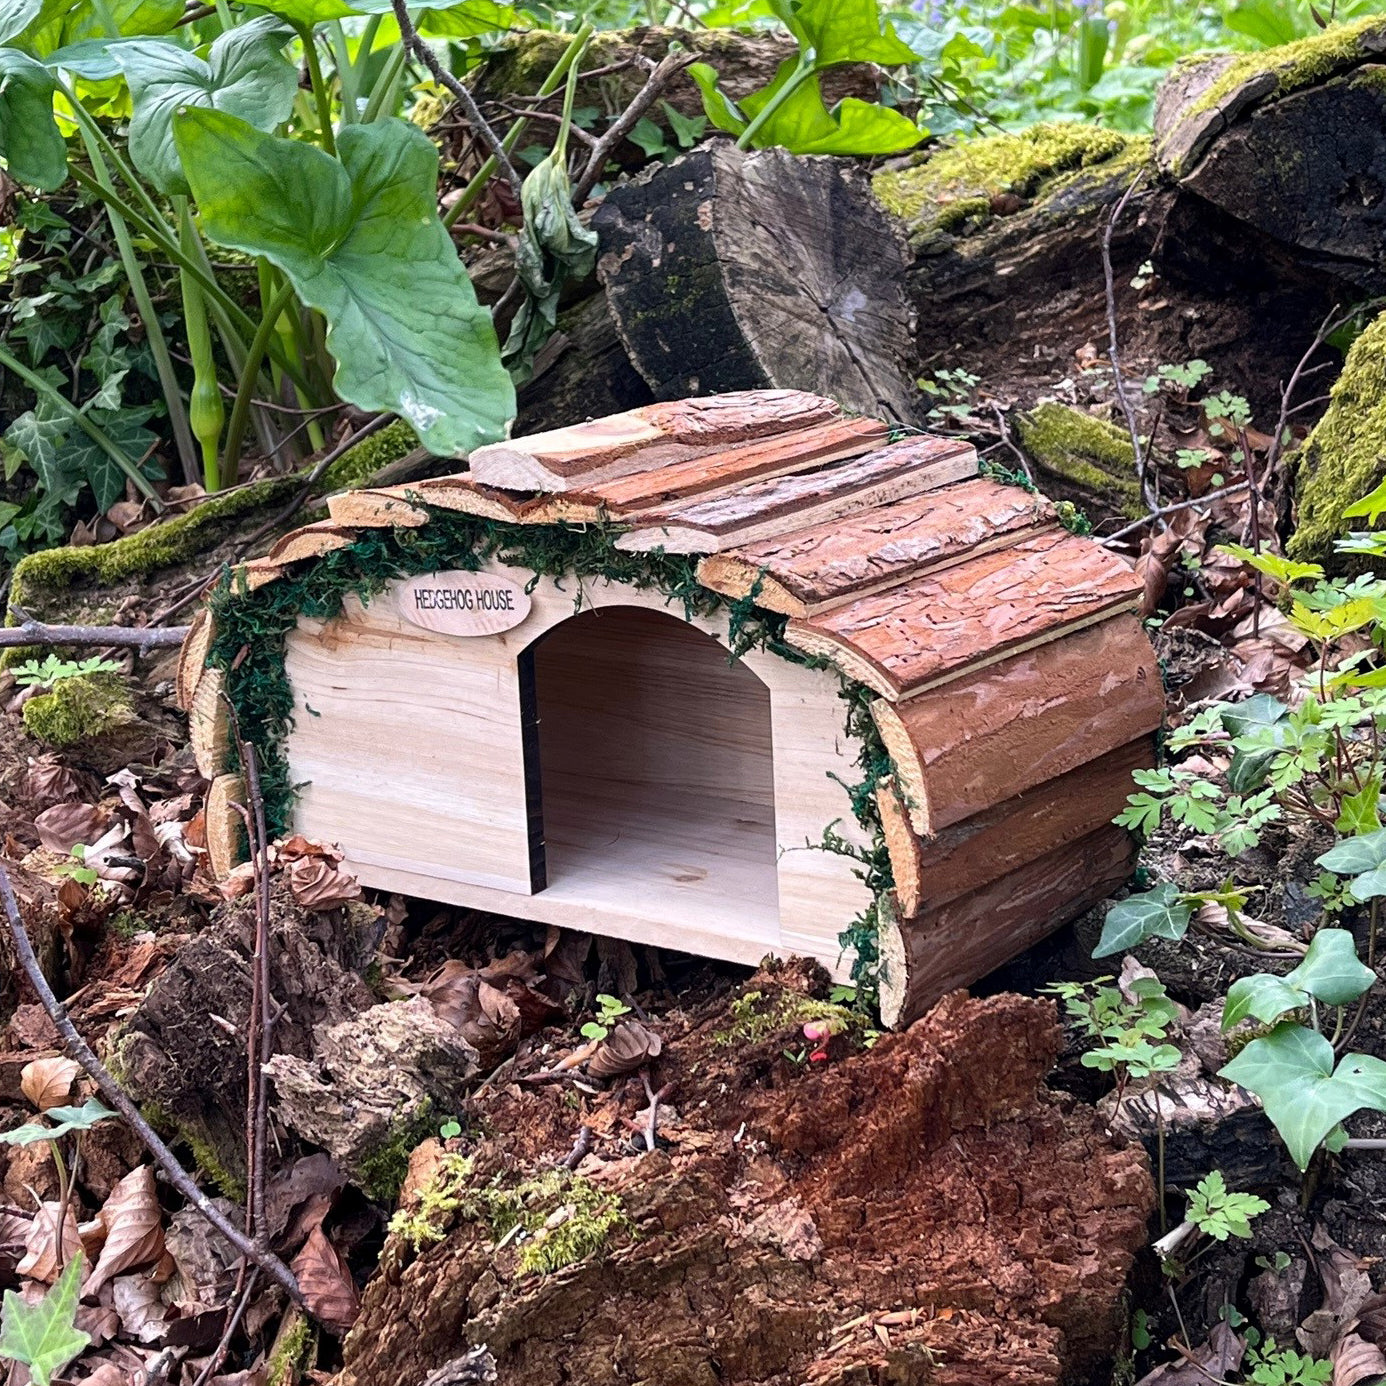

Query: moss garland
[[206, 506, 894, 992]]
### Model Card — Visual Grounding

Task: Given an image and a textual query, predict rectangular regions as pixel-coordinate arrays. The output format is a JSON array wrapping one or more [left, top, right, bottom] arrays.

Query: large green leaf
[[1221, 972, 1305, 1031], [1219, 693, 1288, 736], [114, 18, 297, 194], [175, 111, 514, 455], [251, 0, 354, 25], [0, 0, 41, 44], [46, 0, 183, 51], [0, 1254, 88, 1386], [352, 0, 526, 37], [1221, 1024, 1386, 1170], [1093, 882, 1192, 958], [1285, 927, 1377, 1006], [770, 0, 917, 66], [0, 50, 66, 190], [1318, 828, 1386, 900]]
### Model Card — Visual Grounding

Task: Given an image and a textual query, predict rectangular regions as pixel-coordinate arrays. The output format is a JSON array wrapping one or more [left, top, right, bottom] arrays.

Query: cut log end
[[189, 668, 230, 781], [266, 521, 359, 564], [175, 609, 215, 714], [205, 773, 247, 878], [876, 776, 924, 919]]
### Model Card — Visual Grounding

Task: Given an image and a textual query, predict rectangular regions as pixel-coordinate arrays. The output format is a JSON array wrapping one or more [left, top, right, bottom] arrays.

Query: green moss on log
[[1016, 402, 1145, 519], [872, 125, 1146, 241], [21, 672, 136, 747], [1289, 313, 1386, 564]]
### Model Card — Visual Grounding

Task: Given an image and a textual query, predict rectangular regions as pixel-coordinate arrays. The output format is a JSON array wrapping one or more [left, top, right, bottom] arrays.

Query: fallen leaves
[[83, 1167, 165, 1297], [588, 1021, 663, 1082], [19, 1058, 79, 1113], [291, 1225, 359, 1334]]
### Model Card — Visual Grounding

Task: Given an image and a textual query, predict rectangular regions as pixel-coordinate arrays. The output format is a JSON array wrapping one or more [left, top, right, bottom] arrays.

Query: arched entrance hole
[[522, 606, 781, 945]]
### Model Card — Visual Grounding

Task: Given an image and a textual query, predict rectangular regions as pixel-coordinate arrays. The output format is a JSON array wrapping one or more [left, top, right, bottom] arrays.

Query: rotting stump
[[179, 389, 1165, 1027]]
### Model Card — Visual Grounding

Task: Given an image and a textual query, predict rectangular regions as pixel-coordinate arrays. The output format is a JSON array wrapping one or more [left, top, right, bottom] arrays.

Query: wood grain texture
[[879, 824, 1136, 1028], [189, 667, 230, 780], [326, 489, 429, 528], [876, 775, 925, 918], [696, 475, 1051, 612], [468, 389, 839, 492], [230, 558, 286, 593], [618, 436, 979, 555], [786, 528, 1143, 700], [175, 608, 214, 713], [593, 143, 918, 423], [871, 614, 1165, 836], [282, 563, 872, 977], [205, 773, 245, 878], [266, 520, 359, 564]]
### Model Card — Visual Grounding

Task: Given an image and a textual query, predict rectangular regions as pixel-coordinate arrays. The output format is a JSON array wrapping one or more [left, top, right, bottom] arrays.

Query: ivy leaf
[[0, 50, 67, 191], [1336, 779, 1383, 836], [1093, 882, 1192, 959], [1222, 973, 1305, 1031], [1318, 829, 1386, 899], [114, 18, 298, 195], [56, 410, 157, 512], [1283, 927, 1376, 1006], [1345, 476, 1386, 526], [1220, 1024, 1386, 1171], [0, 1252, 88, 1386], [4, 404, 71, 492], [174, 111, 514, 455], [1219, 693, 1289, 736]]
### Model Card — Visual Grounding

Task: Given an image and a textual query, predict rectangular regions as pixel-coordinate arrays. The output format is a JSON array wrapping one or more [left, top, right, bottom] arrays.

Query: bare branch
[[1099, 482, 1251, 547], [0, 613, 189, 650]]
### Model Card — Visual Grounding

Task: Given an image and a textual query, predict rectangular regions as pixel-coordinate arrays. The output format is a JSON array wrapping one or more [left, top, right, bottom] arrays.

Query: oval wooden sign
[[400, 571, 531, 637]]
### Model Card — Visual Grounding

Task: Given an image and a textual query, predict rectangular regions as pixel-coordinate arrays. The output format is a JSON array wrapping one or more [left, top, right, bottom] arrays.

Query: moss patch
[[1289, 312, 1386, 565], [357, 1102, 441, 1204], [1016, 402, 1146, 519], [21, 672, 136, 747], [268, 1311, 315, 1386], [873, 125, 1143, 241], [714, 989, 857, 1047]]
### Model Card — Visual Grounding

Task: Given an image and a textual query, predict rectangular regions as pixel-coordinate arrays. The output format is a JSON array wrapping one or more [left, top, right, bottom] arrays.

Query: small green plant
[[12, 654, 122, 687], [1185, 1170, 1269, 1242], [0, 1253, 88, 1386], [1243, 1339, 1332, 1386], [917, 368, 982, 424], [54, 846, 98, 889], [1256, 1251, 1292, 1274], [1143, 358, 1212, 395], [579, 993, 631, 1042], [439, 1118, 462, 1140], [628, 101, 707, 161]]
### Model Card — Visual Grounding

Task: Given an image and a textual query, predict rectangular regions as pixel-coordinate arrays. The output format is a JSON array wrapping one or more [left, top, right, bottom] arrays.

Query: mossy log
[[1154, 17, 1386, 287]]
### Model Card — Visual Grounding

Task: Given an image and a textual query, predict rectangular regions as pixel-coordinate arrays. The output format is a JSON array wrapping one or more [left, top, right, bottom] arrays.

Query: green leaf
[[57, 410, 157, 512], [114, 18, 298, 195], [1317, 828, 1386, 877], [1345, 476, 1386, 525], [1218, 544, 1325, 587], [1220, 1024, 1386, 1170], [1222, 973, 1306, 1031], [627, 116, 667, 158], [1336, 779, 1383, 835], [4, 404, 70, 491], [662, 99, 705, 148], [688, 61, 747, 135], [50, 0, 183, 49], [1220, 694, 1289, 736], [1093, 883, 1192, 959], [0, 1253, 89, 1386], [1283, 928, 1376, 1007], [772, 0, 917, 66], [0, 50, 66, 191], [1186, 1169, 1269, 1240], [0, 1097, 117, 1145], [0, 0, 41, 43], [175, 112, 514, 456], [251, 0, 354, 24], [740, 58, 922, 155]]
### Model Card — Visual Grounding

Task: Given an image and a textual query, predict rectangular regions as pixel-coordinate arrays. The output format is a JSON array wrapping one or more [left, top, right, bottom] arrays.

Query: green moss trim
[[872, 125, 1142, 241], [1289, 312, 1386, 565], [1016, 402, 1146, 519], [21, 671, 135, 747], [1184, 16, 1386, 123], [357, 1101, 441, 1203]]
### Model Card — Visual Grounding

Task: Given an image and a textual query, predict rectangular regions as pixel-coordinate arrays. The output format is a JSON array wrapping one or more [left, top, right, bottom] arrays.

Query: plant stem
[[361, 40, 408, 122], [0, 343, 163, 507], [299, 24, 337, 155], [736, 54, 813, 149], [0, 863, 303, 1307], [222, 282, 296, 484]]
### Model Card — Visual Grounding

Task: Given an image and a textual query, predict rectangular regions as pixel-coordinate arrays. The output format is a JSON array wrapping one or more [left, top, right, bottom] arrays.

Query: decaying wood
[[265, 520, 359, 564], [468, 389, 839, 492], [188, 668, 230, 781], [786, 528, 1143, 700], [205, 773, 246, 879], [696, 473, 1050, 612], [616, 434, 979, 554], [878, 825, 1136, 1028], [870, 613, 1164, 835], [594, 144, 918, 422], [326, 489, 430, 529], [175, 608, 215, 713]]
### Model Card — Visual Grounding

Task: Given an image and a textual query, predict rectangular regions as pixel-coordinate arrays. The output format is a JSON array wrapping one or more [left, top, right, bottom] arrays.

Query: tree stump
[[593, 144, 919, 423]]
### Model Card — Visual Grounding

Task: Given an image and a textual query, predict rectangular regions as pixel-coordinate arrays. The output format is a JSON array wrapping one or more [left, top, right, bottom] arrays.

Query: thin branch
[[572, 50, 696, 207], [391, 0, 524, 205], [493, 103, 599, 147], [989, 403, 1033, 483], [1099, 483, 1251, 547], [1101, 171, 1164, 529], [0, 862, 304, 1306], [0, 614, 189, 650]]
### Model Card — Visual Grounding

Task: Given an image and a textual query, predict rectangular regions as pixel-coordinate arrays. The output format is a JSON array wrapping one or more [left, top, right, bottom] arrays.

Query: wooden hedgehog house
[[178, 389, 1165, 1028]]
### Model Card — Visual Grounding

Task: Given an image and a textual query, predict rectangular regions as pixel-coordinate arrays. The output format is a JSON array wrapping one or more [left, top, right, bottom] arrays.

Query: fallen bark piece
[[264, 997, 479, 1192], [265, 520, 360, 564], [787, 528, 1143, 700], [468, 389, 839, 492], [594, 144, 918, 423], [338, 990, 1153, 1386], [326, 488, 431, 528], [616, 434, 979, 555], [871, 613, 1165, 835], [696, 473, 1047, 611]]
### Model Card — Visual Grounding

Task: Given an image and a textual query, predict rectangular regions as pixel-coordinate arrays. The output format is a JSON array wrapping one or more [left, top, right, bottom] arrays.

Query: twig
[[557, 1125, 593, 1170], [640, 1072, 673, 1154], [572, 50, 695, 207], [1101, 171, 1164, 529], [0, 862, 304, 1306], [493, 104, 599, 148], [989, 403, 1033, 483], [189, 1268, 260, 1386], [0, 614, 189, 649], [1099, 483, 1251, 547], [391, 0, 524, 205]]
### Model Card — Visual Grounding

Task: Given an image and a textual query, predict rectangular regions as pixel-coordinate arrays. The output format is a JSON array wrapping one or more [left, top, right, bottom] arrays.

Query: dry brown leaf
[[84, 1165, 164, 1296], [24, 757, 83, 810], [291, 1225, 359, 1334], [587, 1021, 663, 1082], [1136, 1322, 1245, 1385], [111, 1270, 171, 1342], [17, 1200, 81, 1283], [34, 801, 109, 855], [20, 1055, 79, 1112], [1333, 1333, 1386, 1386], [75, 1361, 135, 1385], [421, 962, 521, 1069], [284, 854, 361, 910]]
